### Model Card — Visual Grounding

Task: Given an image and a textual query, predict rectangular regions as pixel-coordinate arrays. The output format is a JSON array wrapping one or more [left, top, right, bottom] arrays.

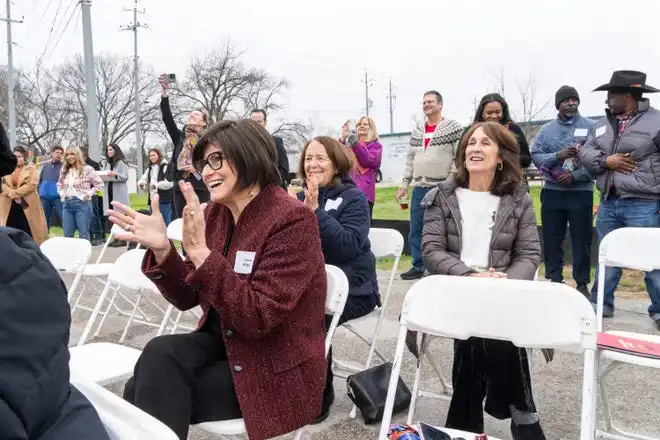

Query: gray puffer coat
[[421, 176, 541, 280]]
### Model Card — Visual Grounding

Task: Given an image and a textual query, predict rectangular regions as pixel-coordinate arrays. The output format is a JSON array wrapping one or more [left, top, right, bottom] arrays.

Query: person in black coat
[[250, 109, 290, 188], [0, 227, 110, 439], [158, 75, 210, 220], [462, 93, 532, 169], [292, 136, 379, 423], [0, 121, 17, 177]]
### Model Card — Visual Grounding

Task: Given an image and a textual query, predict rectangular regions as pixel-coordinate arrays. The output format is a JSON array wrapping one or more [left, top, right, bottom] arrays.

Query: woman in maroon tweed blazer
[[107, 120, 327, 440]]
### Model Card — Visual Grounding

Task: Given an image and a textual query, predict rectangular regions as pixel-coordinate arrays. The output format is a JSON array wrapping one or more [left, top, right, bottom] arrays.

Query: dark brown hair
[[298, 136, 354, 181], [148, 148, 163, 163], [424, 90, 443, 104], [454, 121, 522, 196], [193, 119, 280, 191]]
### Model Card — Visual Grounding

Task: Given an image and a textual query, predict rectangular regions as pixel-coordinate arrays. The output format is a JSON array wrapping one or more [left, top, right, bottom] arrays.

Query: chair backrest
[[167, 218, 183, 242], [598, 227, 660, 271], [368, 228, 404, 259], [324, 264, 350, 354], [108, 249, 157, 292], [41, 237, 92, 273], [95, 224, 131, 263], [72, 379, 178, 440], [401, 275, 596, 353]]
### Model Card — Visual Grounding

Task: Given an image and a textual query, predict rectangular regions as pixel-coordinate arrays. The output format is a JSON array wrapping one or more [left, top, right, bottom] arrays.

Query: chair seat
[[83, 263, 114, 277], [70, 342, 142, 386], [194, 418, 246, 435], [600, 330, 660, 369]]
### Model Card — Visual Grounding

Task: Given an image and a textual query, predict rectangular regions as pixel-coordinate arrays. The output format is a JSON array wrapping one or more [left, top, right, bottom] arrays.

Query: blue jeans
[[62, 198, 93, 240], [591, 197, 660, 317], [409, 186, 432, 271], [41, 197, 63, 230], [89, 195, 105, 241], [152, 201, 172, 226]]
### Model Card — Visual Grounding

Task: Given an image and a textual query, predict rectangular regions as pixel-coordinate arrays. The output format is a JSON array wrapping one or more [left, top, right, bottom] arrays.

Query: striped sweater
[[400, 118, 464, 188]]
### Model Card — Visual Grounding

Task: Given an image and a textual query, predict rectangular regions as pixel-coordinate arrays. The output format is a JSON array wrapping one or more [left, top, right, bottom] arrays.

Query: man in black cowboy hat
[[579, 70, 660, 328]]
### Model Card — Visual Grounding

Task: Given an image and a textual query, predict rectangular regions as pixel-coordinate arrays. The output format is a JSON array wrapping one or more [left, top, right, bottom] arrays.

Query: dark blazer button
[[233, 365, 243, 372], [225, 329, 233, 337]]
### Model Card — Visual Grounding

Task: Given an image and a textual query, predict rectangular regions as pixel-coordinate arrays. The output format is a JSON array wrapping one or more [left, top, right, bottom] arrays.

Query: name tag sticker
[[595, 125, 606, 137], [234, 251, 256, 274], [324, 197, 343, 211], [574, 128, 588, 137]]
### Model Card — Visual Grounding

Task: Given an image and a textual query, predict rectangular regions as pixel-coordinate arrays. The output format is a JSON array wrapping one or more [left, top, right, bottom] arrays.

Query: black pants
[[123, 332, 242, 440], [173, 189, 210, 220], [368, 201, 374, 225], [445, 338, 536, 433], [6, 201, 32, 237], [324, 294, 380, 396], [540, 188, 593, 286]]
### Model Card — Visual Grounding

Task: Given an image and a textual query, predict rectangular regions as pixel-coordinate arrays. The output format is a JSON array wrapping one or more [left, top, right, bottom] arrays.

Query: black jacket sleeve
[[0, 121, 16, 177], [273, 136, 290, 188], [510, 123, 532, 168]]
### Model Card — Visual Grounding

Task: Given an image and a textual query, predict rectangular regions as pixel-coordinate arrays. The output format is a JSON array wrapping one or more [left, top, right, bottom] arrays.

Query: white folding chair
[[69, 342, 142, 386], [594, 227, 660, 440], [335, 228, 404, 375], [378, 275, 597, 440], [167, 218, 183, 242], [77, 249, 176, 346], [40, 237, 92, 301], [71, 378, 178, 440], [193, 264, 350, 440]]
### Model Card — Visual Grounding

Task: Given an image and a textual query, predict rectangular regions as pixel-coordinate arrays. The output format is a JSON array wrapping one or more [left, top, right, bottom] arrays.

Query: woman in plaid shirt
[[57, 147, 103, 240]]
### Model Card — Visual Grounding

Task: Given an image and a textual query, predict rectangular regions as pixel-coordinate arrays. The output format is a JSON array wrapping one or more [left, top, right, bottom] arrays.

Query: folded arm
[[13, 167, 38, 198]]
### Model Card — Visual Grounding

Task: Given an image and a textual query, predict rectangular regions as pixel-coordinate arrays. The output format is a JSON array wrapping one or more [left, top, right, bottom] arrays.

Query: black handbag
[[346, 362, 412, 425]]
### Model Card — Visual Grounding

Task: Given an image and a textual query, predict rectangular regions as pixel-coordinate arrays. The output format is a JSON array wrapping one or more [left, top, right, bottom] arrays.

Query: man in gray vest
[[579, 70, 660, 328]]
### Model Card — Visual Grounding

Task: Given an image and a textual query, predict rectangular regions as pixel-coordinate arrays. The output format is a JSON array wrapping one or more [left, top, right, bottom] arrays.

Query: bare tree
[[54, 53, 161, 157], [171, 42, 289, 122], [272, 119, 313, 153], [491, 67, 549, 123]]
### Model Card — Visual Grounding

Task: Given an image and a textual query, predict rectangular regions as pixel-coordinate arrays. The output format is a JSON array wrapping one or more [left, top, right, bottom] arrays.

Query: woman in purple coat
[[339, 117, 383, 220]]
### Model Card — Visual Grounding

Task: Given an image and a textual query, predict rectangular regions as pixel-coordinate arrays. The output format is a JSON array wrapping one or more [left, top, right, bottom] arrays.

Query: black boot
[[511, 420, 546, 440], [313, 383, 334, 424]]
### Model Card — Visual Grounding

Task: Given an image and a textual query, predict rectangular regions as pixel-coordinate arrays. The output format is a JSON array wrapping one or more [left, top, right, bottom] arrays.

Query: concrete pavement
[[66, 246, 660, 440]]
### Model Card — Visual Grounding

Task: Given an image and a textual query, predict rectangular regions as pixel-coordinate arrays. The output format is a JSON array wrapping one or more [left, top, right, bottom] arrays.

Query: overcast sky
[[7, 0, 660, 136]]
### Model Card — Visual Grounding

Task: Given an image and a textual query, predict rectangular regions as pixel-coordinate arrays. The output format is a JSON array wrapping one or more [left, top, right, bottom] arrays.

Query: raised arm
[[160, 97, 183, 145], [505, 194, 541, 280]]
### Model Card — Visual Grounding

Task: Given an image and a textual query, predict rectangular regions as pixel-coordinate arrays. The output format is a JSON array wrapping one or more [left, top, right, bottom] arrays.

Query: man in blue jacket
[[579, 70, 660, 327], [532, 86, 595, 297], [0, 227, 110, 439], [39, 145, 64, 231]]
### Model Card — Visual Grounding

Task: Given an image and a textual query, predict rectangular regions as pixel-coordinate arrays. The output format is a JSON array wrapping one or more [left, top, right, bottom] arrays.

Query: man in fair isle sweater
[[396, 90, 463, 280]]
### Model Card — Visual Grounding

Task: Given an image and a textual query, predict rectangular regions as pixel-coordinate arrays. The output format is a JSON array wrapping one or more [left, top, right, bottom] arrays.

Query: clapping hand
[[303, 175, 319, 211], [107, 194, 170, 262], [469, 267, 508, 279], [180, 181, 210, 268]]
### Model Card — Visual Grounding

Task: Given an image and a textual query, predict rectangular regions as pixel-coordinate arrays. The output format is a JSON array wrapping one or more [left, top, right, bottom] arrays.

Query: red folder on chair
[[597, 333, 660, 360]]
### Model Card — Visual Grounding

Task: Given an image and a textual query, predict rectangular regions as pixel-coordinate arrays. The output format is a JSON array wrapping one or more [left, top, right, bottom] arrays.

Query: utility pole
[[121, 0, 147, 175], [362, 69, 373, 117], [80, 0, 101, 161], [386, 78, 396, 133], [0, 1, 23, 149]]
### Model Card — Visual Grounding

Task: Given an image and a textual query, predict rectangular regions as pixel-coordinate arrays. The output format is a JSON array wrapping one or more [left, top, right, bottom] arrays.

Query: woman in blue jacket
[[292, 136, 380, 423]]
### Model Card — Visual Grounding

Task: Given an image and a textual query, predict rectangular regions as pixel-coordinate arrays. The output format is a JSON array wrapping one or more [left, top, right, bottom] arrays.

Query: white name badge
[[595, 125, 606, 137], [574, 128, 588, 137], [234, 251, 256, 274], [324, 197, 343, 211]]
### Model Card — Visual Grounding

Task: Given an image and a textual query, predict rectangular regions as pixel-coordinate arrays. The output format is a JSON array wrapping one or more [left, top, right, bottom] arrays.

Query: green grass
[[373, 185, 602, 225]]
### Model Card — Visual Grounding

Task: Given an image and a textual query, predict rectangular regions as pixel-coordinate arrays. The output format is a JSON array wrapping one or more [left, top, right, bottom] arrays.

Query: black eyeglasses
[[194, 151, 224, 173]]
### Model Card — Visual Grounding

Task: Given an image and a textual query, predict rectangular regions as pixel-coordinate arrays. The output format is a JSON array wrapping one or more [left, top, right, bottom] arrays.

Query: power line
[[42, 1, 79, 61], [121, 0, 147, 175], [0, 0, 24, 148]]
